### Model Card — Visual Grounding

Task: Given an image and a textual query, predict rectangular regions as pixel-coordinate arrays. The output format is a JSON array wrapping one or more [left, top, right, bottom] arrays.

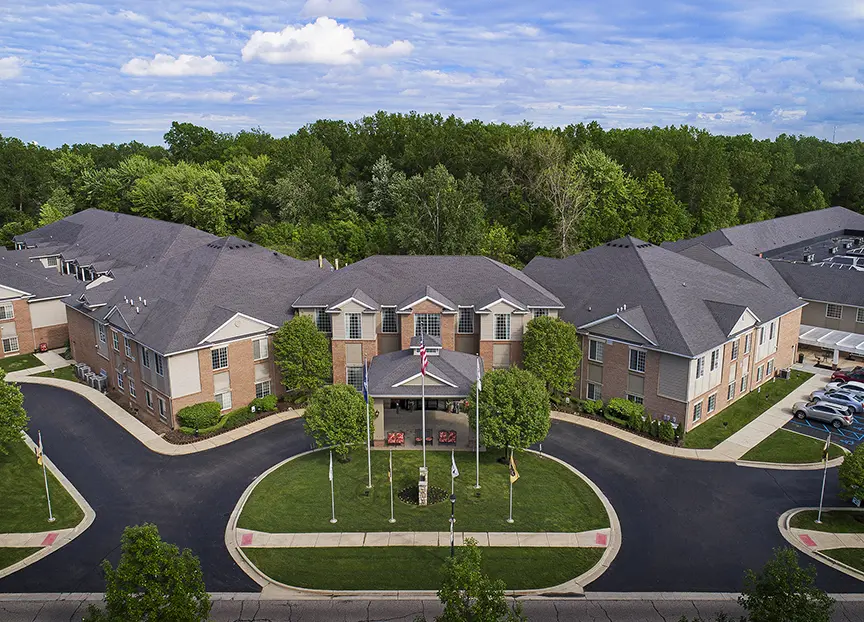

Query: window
[[145, 389, 153, 409], [414, 313, 441, 337], [696, 356, 705, 379], [710, 349, 719, 372], [532, 308, 550, 319], [727, 381, 736, 401], [345, 313, 362, 340], [494, 314, 511, 340], [381, 308, 398, 334], [116, 372, 124, 391], [124, 337, 134, 359], [215, 391, 232, 411], [693, 401, 702, 422], [766, 360, 774, 376], [759, 326, 765, 345], [741, 373, 749, 393], [756, 366, 763, 382], [154, 353, 164, 376], [769, 321, 775, 340], [253, 337, 268, 361], [858, 308, 864, 324], [588, 339, 604, 363], [142, 348, 151, 369], [827, 304, 843, 320], [47, 256, 58, 267], [731, 340, 739, 361], [211, 346, 228, 370], [2, 336, 19, 354], [315, 309, 332, 335], [457, 308, 474, 334], [587, 382, 602, 400], [112, 332, 119, 351], [707, 393, 717, 413], [98, 323, 106, 344], [0, 303, 13, 321], [629, 349, 646, 373], [158, 397, 167, 423], [744, 333, 752, 354], [627, 394, 644, 405], [346, 366, 364, 392], [255, 380, 271, 399], [129, 378, 136, 398]]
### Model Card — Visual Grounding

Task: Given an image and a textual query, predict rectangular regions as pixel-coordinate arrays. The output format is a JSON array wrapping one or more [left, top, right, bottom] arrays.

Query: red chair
[[439, 430, 448, 444], [447, 430, 457, 444], [387, 431, 397, 445], [395, 431, 405, 445]]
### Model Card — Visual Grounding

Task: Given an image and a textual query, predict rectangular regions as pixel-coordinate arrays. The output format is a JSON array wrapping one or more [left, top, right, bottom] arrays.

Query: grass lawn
[[0, 547, 40, 571], [0, 353, 42, 373], [244, 546, 603, 590], [683, 370, 813, 449], [0, 437, 84, 532], [821, 548, 864, 572], [239, 450, 609, 534], [790, 510, 864, 533], [34, 366, 77, 382], [740, 429, 846, 464]]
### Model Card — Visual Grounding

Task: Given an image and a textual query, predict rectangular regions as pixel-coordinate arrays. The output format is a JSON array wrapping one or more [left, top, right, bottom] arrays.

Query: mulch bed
[[556, 408, 681, 448], [162, 403, 300, 445]]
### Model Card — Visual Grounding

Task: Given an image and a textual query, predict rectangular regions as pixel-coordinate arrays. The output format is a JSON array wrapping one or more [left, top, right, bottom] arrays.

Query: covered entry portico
[[799, 324, 864, 367]]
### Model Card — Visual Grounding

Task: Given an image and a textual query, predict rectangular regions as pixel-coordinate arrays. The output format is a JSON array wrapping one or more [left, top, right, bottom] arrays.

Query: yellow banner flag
[[509, 453, 519, 484], [36, 431, 43, 466]]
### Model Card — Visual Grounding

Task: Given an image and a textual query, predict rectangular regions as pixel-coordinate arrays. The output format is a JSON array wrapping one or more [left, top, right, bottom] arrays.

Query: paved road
[[2, 384, 863, 596]]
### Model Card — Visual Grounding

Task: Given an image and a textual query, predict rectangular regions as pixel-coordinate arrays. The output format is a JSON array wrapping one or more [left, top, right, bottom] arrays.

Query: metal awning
[[799, 325, 864, 354]]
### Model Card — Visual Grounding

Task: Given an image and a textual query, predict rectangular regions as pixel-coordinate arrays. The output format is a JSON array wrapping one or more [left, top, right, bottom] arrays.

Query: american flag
[[419, 335, 428, 376]]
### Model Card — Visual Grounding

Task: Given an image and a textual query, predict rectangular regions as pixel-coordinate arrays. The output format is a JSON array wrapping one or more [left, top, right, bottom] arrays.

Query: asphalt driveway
[[785, 412, 864, 451], [2, 384, 863, 594]]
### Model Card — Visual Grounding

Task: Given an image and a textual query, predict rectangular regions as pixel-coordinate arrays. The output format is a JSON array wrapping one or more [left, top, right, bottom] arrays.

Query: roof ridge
[[631, 243, 692, 355], [482, 256, 563, 305]]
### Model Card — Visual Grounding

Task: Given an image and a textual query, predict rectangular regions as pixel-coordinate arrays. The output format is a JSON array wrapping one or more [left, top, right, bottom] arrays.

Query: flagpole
[[816, 431, 831, 524], [451, 449, 455, 495], [388, 449, 395, 524], [39, 431, 55, 523], [422, 363, 426, 469], [475, 356, 481, 490], [329, 450, 337, 524], [507, 446, 514, 524], [365, 357, 372, 489]]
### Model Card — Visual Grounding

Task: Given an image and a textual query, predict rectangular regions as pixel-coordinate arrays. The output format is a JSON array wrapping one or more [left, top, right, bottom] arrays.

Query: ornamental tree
[[522, 316, 581, 396], [469, 367, 550, 450], [0, 369, 28, 455], [838, 444, 864, 500], [303, 384, 369, 459], [84, 523, 210, 622], [272, 315, 332, 401]]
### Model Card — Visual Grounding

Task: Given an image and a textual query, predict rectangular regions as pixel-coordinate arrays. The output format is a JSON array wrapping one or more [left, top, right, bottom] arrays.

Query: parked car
[[831, 366, 864, 383], [825, 380, 864, 393], [793, 400, 854, 428], [809, 389, 864, 414]]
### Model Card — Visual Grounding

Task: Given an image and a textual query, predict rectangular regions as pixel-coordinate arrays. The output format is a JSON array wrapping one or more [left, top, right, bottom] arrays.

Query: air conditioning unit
[[84, 372, 96, 387], [92, 376, 107, 392], [778, 368, 791, 380], [830, 247, 838, 254], [74, 363, 90, 380]]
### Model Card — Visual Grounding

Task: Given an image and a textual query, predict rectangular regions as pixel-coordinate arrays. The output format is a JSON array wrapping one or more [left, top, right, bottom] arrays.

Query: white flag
[[476, 356, 482, 392], [329, 451, 333, 482], [451, 450, 459, 478]]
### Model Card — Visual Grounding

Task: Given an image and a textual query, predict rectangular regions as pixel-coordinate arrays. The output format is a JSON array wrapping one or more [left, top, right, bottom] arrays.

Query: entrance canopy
[[799, 324, 864, 355], [367, 348, 483, 399]]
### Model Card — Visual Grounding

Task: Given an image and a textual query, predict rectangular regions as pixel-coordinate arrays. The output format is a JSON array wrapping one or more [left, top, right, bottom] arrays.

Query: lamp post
[[449, 493, 456, 558]]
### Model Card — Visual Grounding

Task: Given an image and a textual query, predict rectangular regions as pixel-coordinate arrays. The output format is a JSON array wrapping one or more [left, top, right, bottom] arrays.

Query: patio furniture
[[387, 431, 405, 446], [438, 430, 449, 444], [416, 428, 433, 445], [447, 430, 457, 444], [395, 431, 405, 445]]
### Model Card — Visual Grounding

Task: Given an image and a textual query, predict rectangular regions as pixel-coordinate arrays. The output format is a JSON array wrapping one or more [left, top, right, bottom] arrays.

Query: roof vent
[[136, 306, 139, 314], [682, 282, 687, 287]]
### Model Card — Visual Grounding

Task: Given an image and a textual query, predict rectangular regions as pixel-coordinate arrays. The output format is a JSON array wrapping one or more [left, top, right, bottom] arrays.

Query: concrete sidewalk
[[779, 508, 864, 585], [0, 529, 77, 548]]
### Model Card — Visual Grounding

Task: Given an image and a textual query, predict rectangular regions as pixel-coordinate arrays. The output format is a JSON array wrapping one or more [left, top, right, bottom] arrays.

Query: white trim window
[[142, 348, 151, 369], [211, 346, 228, 371], [154, 353, 165, 376], [627, 393, 644, 405], [858, 308, 864, 324], [145, 389, 153, 410], [730, 340, 739, 361], [157, 397, 167, 423], [740, 373, 749, 393], [759, 326, 765, 346], [769, 321, 775, 340], [588, 339, 604, 363], [116, 371, 124, 391], [345, 313, 362, 340], [129, 378, 136, 398], [315, 309, 332, 335], [112, 332, 120, 351], [586, 382, 601, 400], [346, 366, 364, 392], [744, 333, 752, 354], [710, 349, 719, 372], [255, 380, 272, 399], [696, 356, 705, 379], [253, 337, 269, 361], [215, 390, 232, 411], [98, 323, 106, 344], [414, 313, 441, 337], [827, 304, 843, 320], [381, 308, 398, 334], [756, 365, 763, 382], [707, 393, 717, 413], [2, 336, 19, 354], [457, 308, 474, 334], [727, 381, 735, 401], [766, 360, 774, 376], [0, 302, 13, 321], [629, 349, 646, 373], [494, 314, 511, 341], [532, 308, 550, 319], [46, 256, 58, 267], [693, 401, 702, 422], [124, 337, 134, 359]]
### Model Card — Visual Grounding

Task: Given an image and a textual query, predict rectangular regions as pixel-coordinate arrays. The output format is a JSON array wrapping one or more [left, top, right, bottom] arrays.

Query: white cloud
[[301, 0, 366, 19], [241, 17, 412, 65], [420, 70, 506, 87], [121, 54, 228, 77], [0, 56, 23, 80], [823, 76, 864, 91], [772, 108, 808, 121]]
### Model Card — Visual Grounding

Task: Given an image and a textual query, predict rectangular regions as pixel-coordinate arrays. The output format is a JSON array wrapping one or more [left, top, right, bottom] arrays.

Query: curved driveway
[[1, 384, 863, 594]]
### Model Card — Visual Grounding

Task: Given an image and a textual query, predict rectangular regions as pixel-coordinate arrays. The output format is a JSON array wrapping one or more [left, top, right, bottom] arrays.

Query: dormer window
[[381, 308, 397, 333], [345, 313, 362, 340], [315, 309, 332, 335], [414, 313, 441, 337]]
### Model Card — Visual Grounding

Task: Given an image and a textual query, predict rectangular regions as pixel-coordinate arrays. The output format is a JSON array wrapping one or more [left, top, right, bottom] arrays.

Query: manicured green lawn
[[821, 548, 864, 572], [0, 547, 40, 571], [740, 429, 846, 464], [34, 366, 77, 382], [239, 450, 609, 534], [243, 546, 603, 590], [790, 510, 864, 533], [684, 371, 813, 449], [0, 353, 42, 373], [0, 437, 84, 532]]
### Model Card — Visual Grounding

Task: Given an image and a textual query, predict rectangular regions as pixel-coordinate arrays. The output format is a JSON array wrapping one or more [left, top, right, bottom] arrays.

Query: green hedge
[[178, 396, 280, 436], [251, 395, 278, 412], [579, 398, 604, 416], [176, 401, 221, 429]]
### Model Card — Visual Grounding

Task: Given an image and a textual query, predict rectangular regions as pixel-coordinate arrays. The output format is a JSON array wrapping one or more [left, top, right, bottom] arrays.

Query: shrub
[[674, 422, 685, 442], [224, 406, 256, 430], [603, 411, 628, 427], [650, 418, 660, 438], [580, 398, 603, 416], [251, 394, 278, 412], [659, 420, 675, 443], [176, 402, 221, 430]]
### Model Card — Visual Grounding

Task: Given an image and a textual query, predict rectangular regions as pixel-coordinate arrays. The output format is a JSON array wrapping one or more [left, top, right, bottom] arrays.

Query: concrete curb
[[735, 456, 845, 471], [11, 376, 302, 455], [778, 507, 864, 583], [0, 432, 96, 580], [225, 447, 621, 599]]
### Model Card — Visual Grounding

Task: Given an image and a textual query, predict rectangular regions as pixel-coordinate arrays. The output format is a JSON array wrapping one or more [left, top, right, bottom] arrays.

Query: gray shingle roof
[[294, 255, 562, 311], [367, 348, 482, 398], [771, 260, 864, 307], [0, 253, 80, 300], [524, 236, 803, 357]]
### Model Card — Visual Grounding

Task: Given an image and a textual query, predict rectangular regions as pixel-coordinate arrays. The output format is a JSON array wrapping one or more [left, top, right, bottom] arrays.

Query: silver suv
[[793, 400, 854, 428]]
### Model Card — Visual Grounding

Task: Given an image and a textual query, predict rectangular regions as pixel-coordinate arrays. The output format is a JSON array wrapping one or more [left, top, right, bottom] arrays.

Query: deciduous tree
[[272, 315, 332, 400], [0, 369, 28, 455], [838, 444, 864, 500], [469, 367, 550, 450], [522, 316, 581, 396], [303, 384, 369, 459]]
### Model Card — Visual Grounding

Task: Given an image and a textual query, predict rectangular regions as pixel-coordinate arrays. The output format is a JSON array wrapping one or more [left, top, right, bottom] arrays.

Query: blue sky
[[2, 0, 864, 146]]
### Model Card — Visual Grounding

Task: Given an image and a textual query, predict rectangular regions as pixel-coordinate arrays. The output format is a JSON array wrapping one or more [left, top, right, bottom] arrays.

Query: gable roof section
[[476, 288, 525, 312], [0, 253, 79, 301], [367, 348, 482, 398], [398, 285, 456, 312], [703, 301, 758, 337], [772, 260, 864, 307]]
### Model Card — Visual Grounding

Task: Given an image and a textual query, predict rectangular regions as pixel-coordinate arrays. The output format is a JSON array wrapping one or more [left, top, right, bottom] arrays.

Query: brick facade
[[331, 338, 378, 384], [642, 350, 687, 422], [0, 299, 36, 358], [67, 307, 102, 373], [33, 323, 68, 350]]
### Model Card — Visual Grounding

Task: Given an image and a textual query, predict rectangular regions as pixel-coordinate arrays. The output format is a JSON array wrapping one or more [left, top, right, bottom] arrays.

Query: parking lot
[[784, 413, 864, 451]]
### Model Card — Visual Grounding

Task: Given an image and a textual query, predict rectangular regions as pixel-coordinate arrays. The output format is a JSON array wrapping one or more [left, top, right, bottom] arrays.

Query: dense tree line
[[2, 113, 862, 266]]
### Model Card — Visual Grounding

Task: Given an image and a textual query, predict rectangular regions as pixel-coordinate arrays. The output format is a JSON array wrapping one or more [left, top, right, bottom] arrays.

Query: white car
[[825, 380, 864, 394]]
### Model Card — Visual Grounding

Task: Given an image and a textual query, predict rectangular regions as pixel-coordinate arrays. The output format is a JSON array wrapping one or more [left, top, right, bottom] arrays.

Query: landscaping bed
[[790, 510, 864, 533], [556, 397, 681, 447], [740, 429, 846, 464], [0, 353, 42, 373], [238, 449, 610, 534], [163, 396, 299, 445], [0, 547, 40, 572], [243, 546, 603, 591]]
